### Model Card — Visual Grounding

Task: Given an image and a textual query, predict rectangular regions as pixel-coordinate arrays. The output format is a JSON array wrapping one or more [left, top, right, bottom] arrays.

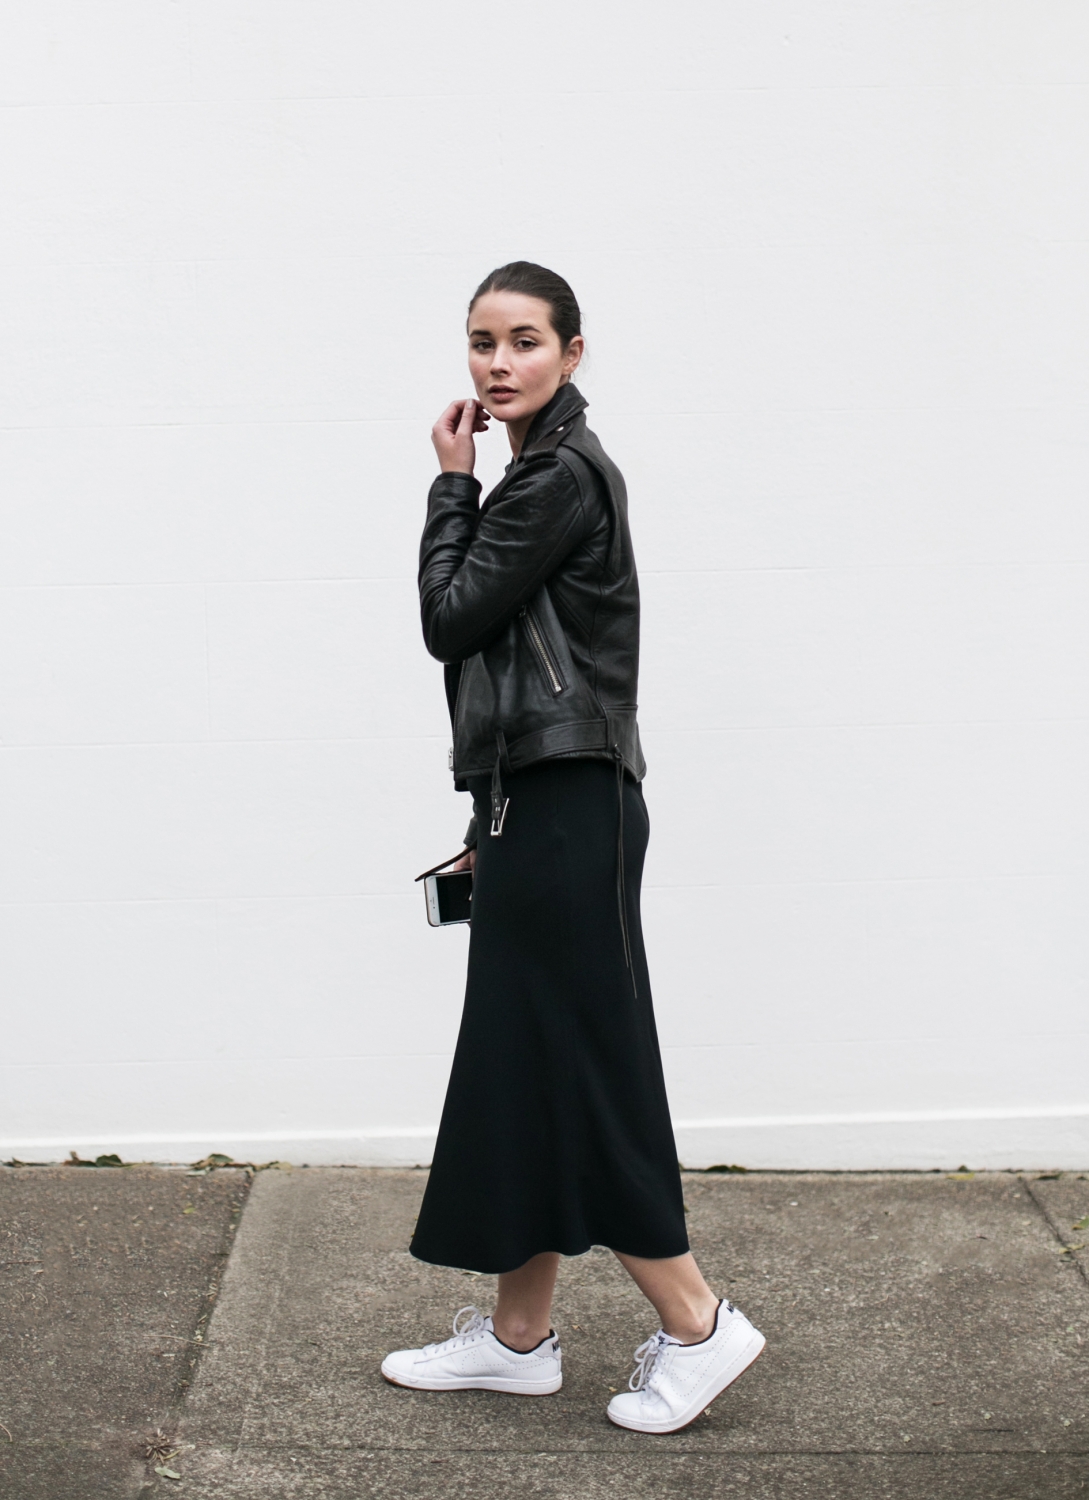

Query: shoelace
[[422, 1305, 488, 1355], [627, 1329, 671, 1391]]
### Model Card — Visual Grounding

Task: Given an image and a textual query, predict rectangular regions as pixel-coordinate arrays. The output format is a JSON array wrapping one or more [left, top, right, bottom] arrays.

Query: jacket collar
[[519, 382, 588, 456]]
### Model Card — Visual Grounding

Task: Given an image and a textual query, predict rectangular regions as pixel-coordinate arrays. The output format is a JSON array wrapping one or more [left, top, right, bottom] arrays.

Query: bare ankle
[[491, 1316, 550, 1353], [662, 1294, 719, 1345]]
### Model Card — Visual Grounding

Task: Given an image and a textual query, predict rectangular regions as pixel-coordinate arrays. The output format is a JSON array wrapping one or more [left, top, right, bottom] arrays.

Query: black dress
[[410, 757, 689, 1274]]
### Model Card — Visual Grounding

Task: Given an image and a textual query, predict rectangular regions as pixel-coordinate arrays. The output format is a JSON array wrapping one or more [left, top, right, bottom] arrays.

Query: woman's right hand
[[432, 398, 490, 475], [452, 848, 476, 874]]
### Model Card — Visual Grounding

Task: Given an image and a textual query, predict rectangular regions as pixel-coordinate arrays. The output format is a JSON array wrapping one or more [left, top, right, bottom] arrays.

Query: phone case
[[424, 870, 473, 927]]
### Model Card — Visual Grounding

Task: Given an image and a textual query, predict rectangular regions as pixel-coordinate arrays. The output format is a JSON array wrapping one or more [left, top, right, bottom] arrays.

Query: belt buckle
[[490, 797, 510, 837]]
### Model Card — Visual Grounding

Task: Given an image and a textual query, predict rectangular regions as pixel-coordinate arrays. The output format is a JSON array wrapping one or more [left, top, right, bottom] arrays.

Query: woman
[[381, 263, 764, 1433]]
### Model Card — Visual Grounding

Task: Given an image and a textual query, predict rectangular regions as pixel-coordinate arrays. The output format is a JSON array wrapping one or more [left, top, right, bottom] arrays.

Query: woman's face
[[467, 291, 583, 427]]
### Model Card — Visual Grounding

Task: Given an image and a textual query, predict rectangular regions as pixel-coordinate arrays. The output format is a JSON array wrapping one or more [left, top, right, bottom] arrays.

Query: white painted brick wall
[[3, 2, 1087, 1168]]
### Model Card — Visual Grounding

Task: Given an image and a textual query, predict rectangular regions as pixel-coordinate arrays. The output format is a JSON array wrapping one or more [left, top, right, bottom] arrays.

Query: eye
[[514, 338, 538, 350]]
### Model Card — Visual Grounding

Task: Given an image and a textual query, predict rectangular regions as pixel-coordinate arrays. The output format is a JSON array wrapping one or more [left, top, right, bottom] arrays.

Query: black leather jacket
[[419, 383, 645, 834]]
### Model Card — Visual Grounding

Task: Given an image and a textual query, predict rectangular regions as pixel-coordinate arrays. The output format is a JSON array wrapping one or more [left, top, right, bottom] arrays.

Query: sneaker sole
[[381, 1365, 562, 1396], [606, 1329, 766, 1434]]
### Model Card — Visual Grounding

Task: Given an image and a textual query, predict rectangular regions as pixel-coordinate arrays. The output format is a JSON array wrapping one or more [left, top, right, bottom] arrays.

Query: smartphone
[[424, 869, 473, 927]]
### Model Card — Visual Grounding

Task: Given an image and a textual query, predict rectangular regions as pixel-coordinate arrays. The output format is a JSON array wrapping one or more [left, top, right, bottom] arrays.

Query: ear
[[562, 335, 585, 376]]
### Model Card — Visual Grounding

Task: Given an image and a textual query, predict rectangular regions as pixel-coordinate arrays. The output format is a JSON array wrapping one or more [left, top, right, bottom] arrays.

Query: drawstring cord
[[614, 746, 637, 997]]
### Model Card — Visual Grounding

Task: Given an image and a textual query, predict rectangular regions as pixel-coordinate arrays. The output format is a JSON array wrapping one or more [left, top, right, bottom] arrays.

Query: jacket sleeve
[[418, 453, 589, 663]]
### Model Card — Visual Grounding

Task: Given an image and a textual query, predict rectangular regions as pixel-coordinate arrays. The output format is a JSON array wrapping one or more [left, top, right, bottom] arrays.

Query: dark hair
[[469, 261, 582, 349]]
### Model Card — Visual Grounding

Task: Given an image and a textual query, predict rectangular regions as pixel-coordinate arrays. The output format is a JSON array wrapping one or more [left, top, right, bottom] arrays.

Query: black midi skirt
[[410, 757, 689, 1274]]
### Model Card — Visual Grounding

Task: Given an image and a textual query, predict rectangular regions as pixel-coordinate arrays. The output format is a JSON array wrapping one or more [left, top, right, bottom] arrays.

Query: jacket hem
[[454, 712, 645, 785]]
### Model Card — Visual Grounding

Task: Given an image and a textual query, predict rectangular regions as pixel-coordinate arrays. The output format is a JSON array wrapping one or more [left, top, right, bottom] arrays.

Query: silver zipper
[[520, 606, 564, 694]]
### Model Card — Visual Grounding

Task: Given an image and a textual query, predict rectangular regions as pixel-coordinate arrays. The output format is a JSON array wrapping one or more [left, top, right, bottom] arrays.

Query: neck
[[506, 414, 534, 458], [506, 379, 569, 458]]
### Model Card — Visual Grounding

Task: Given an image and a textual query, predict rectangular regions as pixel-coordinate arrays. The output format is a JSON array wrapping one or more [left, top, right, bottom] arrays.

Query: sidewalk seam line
[[135, 1169, 253, 1499], [1020, 1174, 1089, 1294]]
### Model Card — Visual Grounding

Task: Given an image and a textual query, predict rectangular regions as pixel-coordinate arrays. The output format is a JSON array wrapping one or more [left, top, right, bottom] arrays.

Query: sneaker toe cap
[[607, 1388, 674, 1427], [606, 1391, 640, 1422], [380, 1349, 419, 1384]]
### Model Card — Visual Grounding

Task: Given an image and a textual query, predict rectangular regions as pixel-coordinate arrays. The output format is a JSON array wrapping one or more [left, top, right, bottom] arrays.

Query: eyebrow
[[468, 323, 544, 337]]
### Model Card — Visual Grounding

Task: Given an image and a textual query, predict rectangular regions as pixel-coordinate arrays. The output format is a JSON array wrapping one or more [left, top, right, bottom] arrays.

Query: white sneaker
[[606, 1299, 765, 1433], [381, 1305, 562, 1395]]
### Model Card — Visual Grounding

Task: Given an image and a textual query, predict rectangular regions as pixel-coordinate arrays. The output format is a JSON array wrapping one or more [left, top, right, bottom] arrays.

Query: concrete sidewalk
[[1, 1165, 1087, 1498]]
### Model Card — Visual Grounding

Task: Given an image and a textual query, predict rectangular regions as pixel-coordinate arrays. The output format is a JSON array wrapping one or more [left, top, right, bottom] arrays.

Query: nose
[[490, 346, 511, 377]]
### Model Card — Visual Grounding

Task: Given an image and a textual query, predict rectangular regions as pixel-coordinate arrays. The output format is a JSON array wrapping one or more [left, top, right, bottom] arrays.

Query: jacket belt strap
[[490, 731, 511, 837], [413, 849, 472, 883]]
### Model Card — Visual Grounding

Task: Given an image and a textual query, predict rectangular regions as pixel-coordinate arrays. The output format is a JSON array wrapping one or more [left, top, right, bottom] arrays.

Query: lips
[[488, 385, 517, 400]]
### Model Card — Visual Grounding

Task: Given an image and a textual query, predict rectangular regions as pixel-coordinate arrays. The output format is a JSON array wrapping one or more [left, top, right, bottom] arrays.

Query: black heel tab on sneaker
[[493, 1328, 558, 1355]]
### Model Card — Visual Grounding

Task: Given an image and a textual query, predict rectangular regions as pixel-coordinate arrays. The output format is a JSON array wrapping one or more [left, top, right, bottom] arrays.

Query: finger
[[457, 398, 479, 434], [435, 401, 462, 434]]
